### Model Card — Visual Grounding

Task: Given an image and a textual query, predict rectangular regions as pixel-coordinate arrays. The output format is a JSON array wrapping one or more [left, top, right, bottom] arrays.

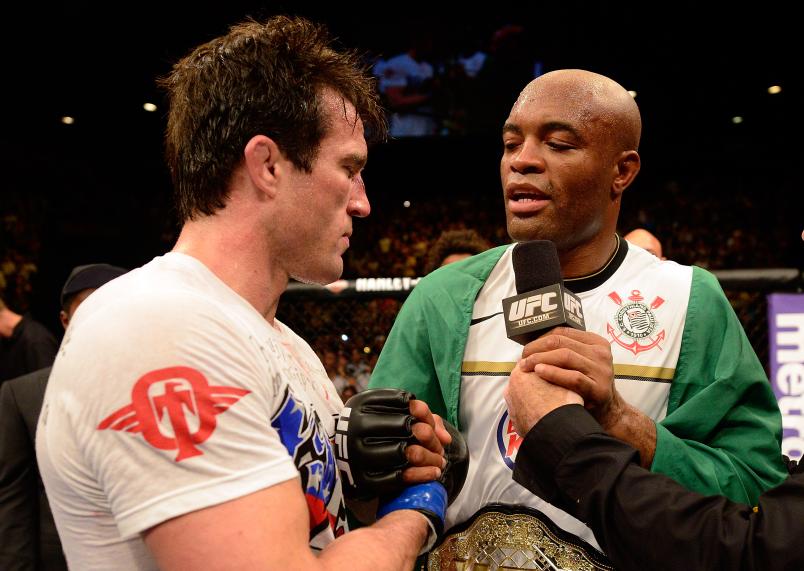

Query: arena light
[[143, 102, 158, 112], [341, 334, 349, 341], [767, 85, 782, 95], [403, 200, 411, 208], [731, 116, 743, 124], [60, 116, 74, 125], [628, 90, 637, 98]]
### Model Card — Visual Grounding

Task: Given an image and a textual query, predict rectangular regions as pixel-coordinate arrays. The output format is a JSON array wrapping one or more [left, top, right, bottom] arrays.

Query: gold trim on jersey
[[461, 361, 675, 382], [462, 361, 516, 375], [613, 364, 675, 381]]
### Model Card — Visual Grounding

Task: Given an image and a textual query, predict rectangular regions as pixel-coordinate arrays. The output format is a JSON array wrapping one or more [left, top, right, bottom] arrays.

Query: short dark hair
[[159, 16, 386, 221], [424, 229, 491, 274]]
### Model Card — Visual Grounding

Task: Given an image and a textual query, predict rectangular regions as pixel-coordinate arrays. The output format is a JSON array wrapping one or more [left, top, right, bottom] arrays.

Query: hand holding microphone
[[505, 359, 585, 437], [502, 241, 622, 432], [501, 240, 586, 344], [519, 327, 624, 431]]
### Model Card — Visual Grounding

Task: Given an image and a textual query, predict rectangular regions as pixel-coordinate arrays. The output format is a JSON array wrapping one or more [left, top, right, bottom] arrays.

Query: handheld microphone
[[502, 240, 586, 345]]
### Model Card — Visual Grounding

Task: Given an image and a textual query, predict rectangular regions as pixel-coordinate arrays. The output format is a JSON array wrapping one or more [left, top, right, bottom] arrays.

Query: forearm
[[564, 440, 804, 570], [600, 399, 656, 468], [318, 510, 428, 570], [146, 481, 431, 571], [514, 406, 804, 571]]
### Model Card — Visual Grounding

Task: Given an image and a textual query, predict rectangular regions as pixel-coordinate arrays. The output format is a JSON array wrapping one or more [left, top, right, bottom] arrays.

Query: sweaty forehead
[[320, 87, 363, 133], [509, 79, 609, 131], [507, 72, 641, 151], [318, 88, 367, 164]]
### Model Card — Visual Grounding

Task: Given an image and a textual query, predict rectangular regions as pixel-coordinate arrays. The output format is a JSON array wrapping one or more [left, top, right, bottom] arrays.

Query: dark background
[[1, 2, 801, 335]]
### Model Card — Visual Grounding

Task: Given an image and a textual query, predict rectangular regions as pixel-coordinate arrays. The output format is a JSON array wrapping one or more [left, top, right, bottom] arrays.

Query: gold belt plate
[[428, 508, 614, 571]]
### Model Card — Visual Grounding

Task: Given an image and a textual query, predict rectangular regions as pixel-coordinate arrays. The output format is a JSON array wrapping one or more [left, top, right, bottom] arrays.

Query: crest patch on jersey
[[606, 289, 666, 355]]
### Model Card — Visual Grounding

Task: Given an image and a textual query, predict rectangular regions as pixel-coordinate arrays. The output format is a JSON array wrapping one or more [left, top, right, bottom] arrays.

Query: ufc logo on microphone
[[507, 292, 558, 320]]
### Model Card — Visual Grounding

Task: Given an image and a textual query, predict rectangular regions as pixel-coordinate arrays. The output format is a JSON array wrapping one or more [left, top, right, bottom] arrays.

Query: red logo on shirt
[[496, 411, 521, 470], [97, 366, 250, 461]]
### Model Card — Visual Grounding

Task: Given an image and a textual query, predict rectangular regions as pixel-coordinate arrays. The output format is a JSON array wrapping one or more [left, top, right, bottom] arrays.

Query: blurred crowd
[[2, 168, 799, 403], [620, 179, 797, 271], [0, 191, 49, 313], [370, 23, 543, 137]]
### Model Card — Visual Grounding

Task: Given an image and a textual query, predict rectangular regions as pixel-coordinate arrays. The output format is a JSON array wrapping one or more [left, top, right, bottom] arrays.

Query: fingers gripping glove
[[373, 421, 467, 554], [440, 419, 469, 504], [334, 388, 417, 500], [376, 481, 447, 553]]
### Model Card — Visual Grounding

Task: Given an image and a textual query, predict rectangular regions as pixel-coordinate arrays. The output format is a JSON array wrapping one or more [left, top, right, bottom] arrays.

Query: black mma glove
[[335, 388, 417, 500], [334, 388, 470, 504]]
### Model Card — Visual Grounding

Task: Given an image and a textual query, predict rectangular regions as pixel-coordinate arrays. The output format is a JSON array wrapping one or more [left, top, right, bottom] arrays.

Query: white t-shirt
[[36, 253, 347, 570]]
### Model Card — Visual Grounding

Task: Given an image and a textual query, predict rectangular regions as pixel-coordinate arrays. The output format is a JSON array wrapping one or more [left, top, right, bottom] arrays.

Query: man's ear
[[244, 135, 284, 198], [611, 150, 641, 199]]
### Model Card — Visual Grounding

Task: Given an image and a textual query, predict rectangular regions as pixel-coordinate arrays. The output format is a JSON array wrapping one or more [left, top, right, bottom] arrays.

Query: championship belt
[[427, 504, 614, 571]]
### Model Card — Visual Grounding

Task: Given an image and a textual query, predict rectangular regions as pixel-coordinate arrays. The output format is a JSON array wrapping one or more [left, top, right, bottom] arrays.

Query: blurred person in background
[[0, 263, 127, 571], [624, 227, 665, 259], [424, 229, 491, 274], [374, 31, 437, 137], [0, 297, 57, 385]]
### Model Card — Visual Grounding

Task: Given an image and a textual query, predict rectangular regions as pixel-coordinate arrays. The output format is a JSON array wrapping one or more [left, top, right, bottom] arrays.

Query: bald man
[[370, 70, 786, 569], [624, 228, 664, 259]]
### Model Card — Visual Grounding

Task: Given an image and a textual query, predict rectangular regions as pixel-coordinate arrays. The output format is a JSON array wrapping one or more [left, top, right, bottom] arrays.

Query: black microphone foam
[[503, 240, 586, 345], [512, 241, 562, 294]]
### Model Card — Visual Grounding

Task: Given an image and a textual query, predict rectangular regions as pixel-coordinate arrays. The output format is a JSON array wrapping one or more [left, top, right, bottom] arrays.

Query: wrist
[[596, 389, 627, 433], [375, 509, 435, 553], [377, 481, 447, 554]]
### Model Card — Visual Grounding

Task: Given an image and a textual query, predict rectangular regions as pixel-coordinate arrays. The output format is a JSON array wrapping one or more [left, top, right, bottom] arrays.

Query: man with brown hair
[[37, 17, 448, 570]]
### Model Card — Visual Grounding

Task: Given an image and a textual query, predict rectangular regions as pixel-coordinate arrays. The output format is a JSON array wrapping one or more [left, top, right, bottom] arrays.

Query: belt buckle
[[427, 505, 614, 571]]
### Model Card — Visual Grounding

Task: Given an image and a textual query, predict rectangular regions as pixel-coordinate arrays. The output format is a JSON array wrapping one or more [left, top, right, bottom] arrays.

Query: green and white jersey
[[451, 239, 689, 547], [370, 236, 786, 552]]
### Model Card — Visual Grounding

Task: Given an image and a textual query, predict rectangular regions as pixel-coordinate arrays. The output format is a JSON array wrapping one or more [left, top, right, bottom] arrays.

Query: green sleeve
[[370, 245, 506, 428], [368, 284, 449, 421], [652, 266, 787, 505]]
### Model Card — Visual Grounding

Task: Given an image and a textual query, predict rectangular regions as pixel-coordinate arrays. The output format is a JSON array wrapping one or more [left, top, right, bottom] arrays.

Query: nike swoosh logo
[[470, 312, 502, 326]]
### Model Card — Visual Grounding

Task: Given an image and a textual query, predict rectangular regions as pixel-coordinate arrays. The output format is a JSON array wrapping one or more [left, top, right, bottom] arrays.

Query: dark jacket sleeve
[[0, 380, 38, 569], [512, 405, 804, 571]]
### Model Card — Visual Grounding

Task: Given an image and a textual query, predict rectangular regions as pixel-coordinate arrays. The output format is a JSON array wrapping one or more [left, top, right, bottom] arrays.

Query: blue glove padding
[[377, 481, 447, 551]]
